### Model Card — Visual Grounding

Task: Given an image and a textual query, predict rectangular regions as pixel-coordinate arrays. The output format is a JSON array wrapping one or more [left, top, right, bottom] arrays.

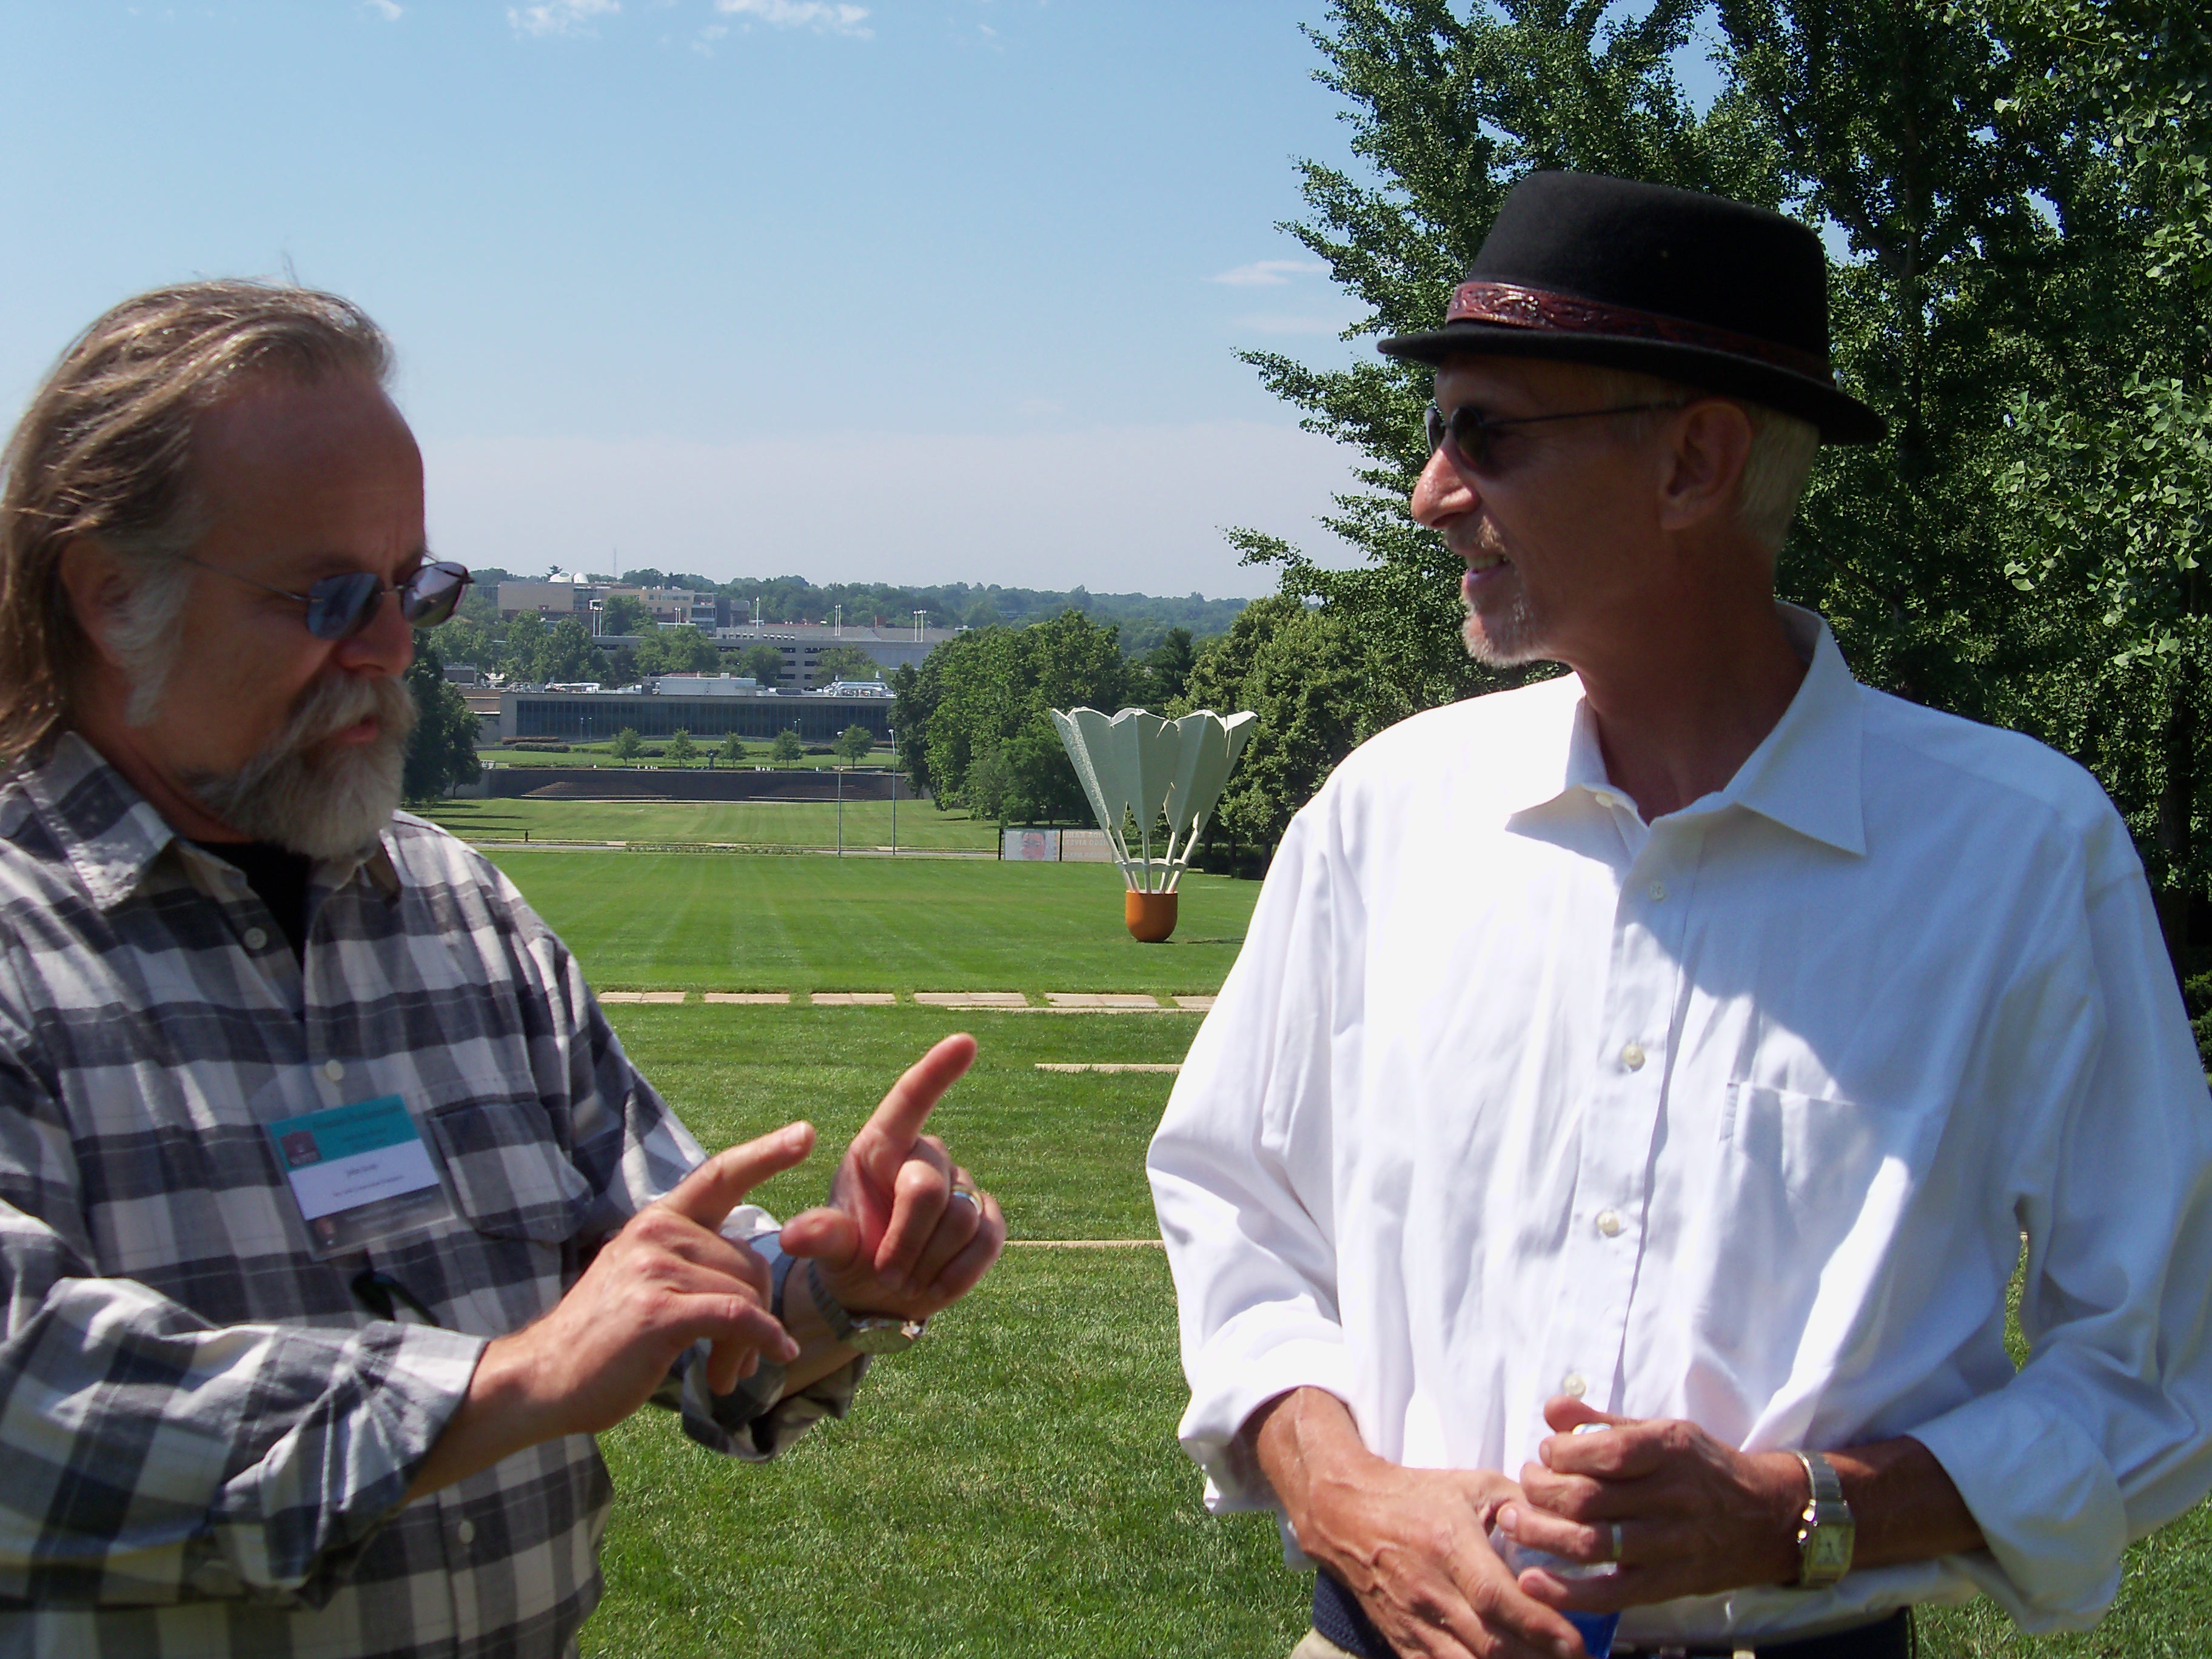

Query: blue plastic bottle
[[1490, 1423, 1622, 1658]]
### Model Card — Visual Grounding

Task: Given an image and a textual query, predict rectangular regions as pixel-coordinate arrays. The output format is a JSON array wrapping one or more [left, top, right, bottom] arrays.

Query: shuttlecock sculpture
[[1050, 706, 1256, 942]]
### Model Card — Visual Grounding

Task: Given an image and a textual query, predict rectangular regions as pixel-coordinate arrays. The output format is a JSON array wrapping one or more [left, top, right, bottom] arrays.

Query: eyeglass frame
[[1423, 398, 1692, 474], [173, 553, 473, 642]]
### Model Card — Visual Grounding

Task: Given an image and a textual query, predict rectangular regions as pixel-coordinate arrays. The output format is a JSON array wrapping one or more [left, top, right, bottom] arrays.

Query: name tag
[[265, 1094, 452, 1256]]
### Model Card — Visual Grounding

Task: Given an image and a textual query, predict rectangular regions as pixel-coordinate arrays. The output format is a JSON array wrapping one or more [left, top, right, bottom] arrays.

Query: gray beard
[[181, 674, 418, 860], [1461, 591, 1547, 668]]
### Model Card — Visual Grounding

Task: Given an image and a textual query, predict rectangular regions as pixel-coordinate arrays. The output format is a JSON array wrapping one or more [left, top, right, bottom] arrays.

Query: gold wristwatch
[[1792, 1450, 1855, 1587]]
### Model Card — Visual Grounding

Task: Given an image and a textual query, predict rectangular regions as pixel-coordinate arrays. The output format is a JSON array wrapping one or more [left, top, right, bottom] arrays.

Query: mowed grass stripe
[[498, 853, 1258, 996]]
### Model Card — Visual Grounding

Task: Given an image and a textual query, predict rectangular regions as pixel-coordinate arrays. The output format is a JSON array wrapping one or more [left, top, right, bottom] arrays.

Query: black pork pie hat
[[1380, 172, 1885, 444]]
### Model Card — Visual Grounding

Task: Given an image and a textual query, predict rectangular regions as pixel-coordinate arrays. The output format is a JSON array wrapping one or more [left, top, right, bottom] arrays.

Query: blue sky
[[1, 1, 1398, 597]]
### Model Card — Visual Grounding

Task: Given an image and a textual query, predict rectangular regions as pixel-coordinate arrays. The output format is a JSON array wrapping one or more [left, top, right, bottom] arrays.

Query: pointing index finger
[[662, 1122, 817, 1230], [856, 1034, 976, 1164]]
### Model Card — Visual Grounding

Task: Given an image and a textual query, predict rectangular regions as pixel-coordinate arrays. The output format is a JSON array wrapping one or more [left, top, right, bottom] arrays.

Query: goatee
[[181, 673, 417, 860]]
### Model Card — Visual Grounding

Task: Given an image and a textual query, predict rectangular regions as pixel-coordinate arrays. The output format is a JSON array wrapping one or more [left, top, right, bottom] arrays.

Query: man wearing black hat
[[1150, 173, 2212, 1658]]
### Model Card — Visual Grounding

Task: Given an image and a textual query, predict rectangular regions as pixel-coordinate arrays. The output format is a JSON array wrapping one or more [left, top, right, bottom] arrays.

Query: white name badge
[[264, 1093, 453, 1256]]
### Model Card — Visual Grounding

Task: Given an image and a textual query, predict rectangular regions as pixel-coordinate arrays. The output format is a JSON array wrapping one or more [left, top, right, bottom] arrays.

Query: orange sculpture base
[[1125, 890, 1179, 943]]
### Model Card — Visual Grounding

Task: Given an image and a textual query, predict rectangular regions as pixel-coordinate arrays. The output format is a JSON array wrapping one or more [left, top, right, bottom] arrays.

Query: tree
[[898, 611, 1129, 819], [1137, 626, 1198, 708], [836, 723, 876, 763], [771, 728, 805, 763], [740, 643, 788, 686], [717, 731, 748, 766], [402, 632, 483, 805], [536, 617, 608, 685], [633, 626, 717, 677], [599, 593, 651, 635], [609, 728, 643, 761], [665, 728, 697, 764], [813, 645, 882, 686]]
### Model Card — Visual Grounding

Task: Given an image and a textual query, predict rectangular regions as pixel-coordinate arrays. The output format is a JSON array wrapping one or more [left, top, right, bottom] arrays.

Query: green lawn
[[492, 851, 1257, 996], [423, 796, 997, 851], [541, 874, 2212, 1658]]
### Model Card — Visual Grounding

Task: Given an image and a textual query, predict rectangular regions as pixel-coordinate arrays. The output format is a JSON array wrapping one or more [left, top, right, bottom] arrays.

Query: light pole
[[836, 765, 843, 858]]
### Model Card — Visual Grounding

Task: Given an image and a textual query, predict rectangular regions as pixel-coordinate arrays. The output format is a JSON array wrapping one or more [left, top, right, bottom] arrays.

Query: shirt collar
[[16, 731, 406, 910], [1512, 604, 1867, 856]]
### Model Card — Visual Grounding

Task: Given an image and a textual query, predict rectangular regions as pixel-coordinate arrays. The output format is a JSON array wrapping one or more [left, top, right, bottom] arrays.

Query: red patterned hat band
[[1445, 280, 1835, 386]]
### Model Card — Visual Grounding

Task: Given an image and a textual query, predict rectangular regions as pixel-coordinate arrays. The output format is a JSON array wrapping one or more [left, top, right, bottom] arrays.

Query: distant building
[[709, 620, 956, 685], [499, 686, 893, 745]]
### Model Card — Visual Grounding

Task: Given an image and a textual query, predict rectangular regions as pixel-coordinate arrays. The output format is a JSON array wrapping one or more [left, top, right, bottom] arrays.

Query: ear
[[55, 539, 141, 670], [1655, 399, 1753, 536]]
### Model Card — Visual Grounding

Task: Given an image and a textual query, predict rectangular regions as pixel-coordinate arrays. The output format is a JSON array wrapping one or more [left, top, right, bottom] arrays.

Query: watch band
[[804, 1257, 927, 1353], [1792, 1449, 1856, 1587]]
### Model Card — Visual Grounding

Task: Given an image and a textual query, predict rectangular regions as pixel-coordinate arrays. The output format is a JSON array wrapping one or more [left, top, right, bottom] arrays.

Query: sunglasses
[[179, 555, 472, 642], [1424, 399, 1690, 474]]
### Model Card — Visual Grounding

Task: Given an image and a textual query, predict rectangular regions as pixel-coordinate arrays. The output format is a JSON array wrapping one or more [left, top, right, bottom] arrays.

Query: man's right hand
[[1247, 1388, 1587, 1659], [407, 1121, 817, 1500]]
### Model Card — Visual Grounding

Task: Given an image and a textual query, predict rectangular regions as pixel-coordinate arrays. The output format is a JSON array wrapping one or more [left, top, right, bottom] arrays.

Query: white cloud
[[1208, 259, 1326, 287], [509, 0, 619, 38], [716, 0, 873, 37], [363, 0, 403, 19], [421, 422, 1366, 597]]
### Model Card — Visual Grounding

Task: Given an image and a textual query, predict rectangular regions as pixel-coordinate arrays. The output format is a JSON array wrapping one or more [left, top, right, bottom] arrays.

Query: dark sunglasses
[[1424, 399, 1690, 474], [180, 555, 472, 642]]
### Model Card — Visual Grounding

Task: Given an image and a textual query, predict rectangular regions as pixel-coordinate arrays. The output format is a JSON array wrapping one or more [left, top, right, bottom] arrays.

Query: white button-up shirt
[[1149, 608, 2212, 1643]]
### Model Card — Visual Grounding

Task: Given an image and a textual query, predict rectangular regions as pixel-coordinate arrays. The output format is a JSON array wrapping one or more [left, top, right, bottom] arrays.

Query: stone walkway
[[595, 990, 1216, 1011]]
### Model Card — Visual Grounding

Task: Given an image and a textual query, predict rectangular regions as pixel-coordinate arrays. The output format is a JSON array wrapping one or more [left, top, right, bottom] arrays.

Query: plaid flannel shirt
[[0, 734, 860, 1658]]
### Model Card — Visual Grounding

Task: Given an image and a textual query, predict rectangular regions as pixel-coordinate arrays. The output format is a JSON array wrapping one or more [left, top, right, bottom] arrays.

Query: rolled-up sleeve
[[0, 1059, 486, 1607], [1148, 799, 1361, 1514], [1910, 860, 2212, 1630]]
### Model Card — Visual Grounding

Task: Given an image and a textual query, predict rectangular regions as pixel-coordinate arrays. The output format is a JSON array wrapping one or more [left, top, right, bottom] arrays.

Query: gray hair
[[1583, 366, 1822, 554], [0, 280, 392, 763]]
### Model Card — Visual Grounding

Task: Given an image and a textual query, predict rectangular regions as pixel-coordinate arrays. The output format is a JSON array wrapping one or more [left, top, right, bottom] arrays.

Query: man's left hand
[[777, 1033, 1006, 1322], [1497, 1396, 1804, 1610]]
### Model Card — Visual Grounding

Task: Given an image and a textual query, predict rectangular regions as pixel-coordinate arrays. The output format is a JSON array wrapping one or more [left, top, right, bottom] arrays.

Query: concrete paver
[[810, 992, 897, 1006], [913, 991, 1031, 1008], [1043, 993, 1162, 1010], [1033, 1062, 1182, 1074], [701, 992, 792, 1005], [598, 991, 687, 1004]]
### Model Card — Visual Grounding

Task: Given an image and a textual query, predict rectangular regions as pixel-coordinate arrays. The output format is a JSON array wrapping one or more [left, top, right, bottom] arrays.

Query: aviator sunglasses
[[1424, 398, 1690, 474], [178, 555, 472, 642]]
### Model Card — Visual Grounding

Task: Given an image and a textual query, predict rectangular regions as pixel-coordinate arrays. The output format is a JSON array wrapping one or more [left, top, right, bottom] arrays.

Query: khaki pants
[[1289, 1633, 1359, 1659]]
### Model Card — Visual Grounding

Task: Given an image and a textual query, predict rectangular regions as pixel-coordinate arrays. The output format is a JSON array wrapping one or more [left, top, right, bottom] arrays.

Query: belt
[[1311, 1574, 1914, 1658]]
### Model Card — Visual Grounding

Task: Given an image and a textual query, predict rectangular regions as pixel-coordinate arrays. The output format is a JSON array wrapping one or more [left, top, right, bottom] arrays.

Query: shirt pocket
[[424, 1098, 594, 1245]]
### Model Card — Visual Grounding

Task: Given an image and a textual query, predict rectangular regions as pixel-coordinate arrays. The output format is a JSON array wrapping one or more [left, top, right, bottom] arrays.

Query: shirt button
[[322, 1059, 345, 1083], [242, 927, 268, 951], [1562, 1372, 1587, 1399], [457, 1519, 476, 1545], [1595, 1208, 1623, 1237], [1648, 880, 1667, 902], [1620, 1042, 1646, 1071]]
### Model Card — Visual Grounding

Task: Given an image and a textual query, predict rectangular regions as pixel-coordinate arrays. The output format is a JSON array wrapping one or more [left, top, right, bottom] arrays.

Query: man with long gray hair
[[0, 281, 1005, 1655]]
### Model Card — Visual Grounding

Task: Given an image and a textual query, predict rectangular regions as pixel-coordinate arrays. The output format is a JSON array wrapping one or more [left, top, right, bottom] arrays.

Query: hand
[[484, 1122, 818, 1439], [1500, 1396, 1804, 1612], [777, 1033, 1006, 1324], [1249, 1389, 1589, 1659]]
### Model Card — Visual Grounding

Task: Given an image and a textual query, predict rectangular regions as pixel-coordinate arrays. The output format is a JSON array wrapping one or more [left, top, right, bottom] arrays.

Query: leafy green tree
[[401, 632, 483, 805], [903, 611, 1128, 819], [499, 611, 549, 682], [813, 646, 882, 686], [609, 728, 643, 761], [665, 728, 697, 764], [632, 626, 717, 677], [741, 643, 788, 686], [599, 593, 651, 635], [438, 616, 495, 677], [1176, 597, 1370, 852], [771, 728, 805, 763], [1137, 626, 1198, 708], [717, 731, 748, 766], [836, 723, 876, 763], [535, 617, 609, 685]]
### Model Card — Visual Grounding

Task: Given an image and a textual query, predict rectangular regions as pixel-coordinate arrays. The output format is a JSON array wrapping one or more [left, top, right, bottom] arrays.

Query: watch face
[[1808, 1528, 1853, 1574], [847, 1319, 921, 1355]]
